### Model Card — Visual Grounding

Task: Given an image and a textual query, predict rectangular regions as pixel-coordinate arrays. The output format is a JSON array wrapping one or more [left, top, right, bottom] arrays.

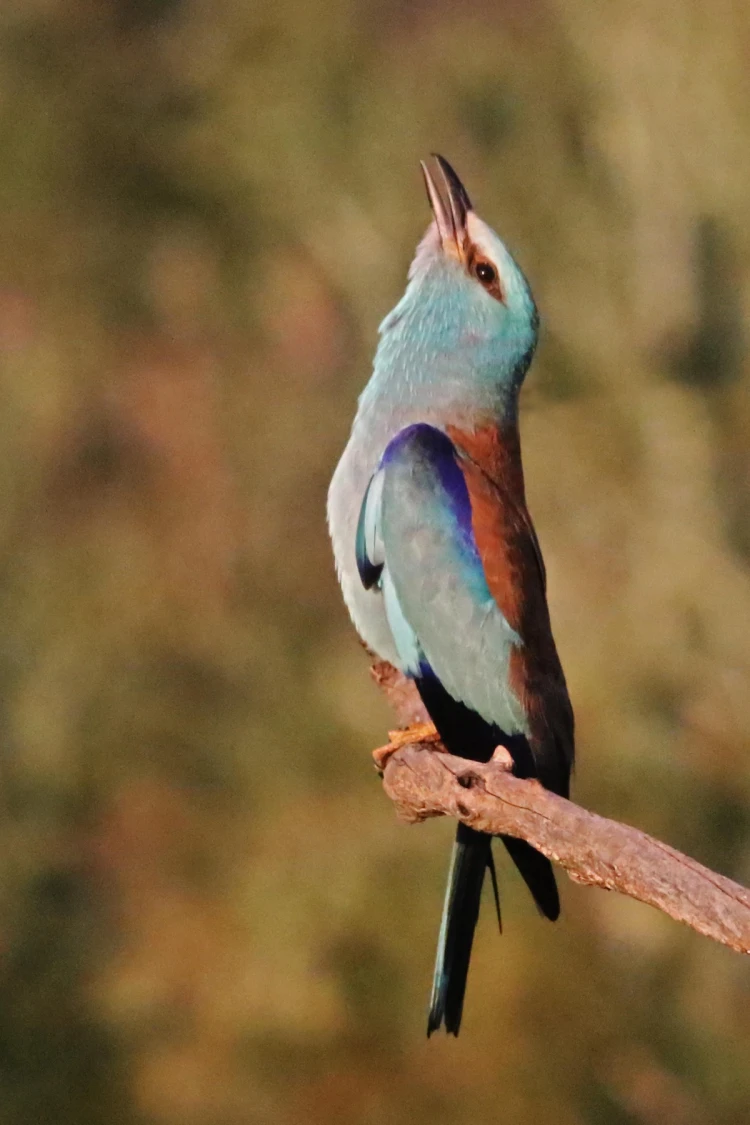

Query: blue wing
[[356, 423, 528, 738]]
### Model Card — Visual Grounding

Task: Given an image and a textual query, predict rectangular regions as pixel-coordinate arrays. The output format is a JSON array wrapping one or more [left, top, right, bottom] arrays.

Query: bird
[[327, 155, 574, 1036]]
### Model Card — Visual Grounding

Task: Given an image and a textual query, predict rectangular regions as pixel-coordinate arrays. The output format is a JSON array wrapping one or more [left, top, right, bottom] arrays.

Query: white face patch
[[465, 211, 530, 309], [466, 212, 503, 274]]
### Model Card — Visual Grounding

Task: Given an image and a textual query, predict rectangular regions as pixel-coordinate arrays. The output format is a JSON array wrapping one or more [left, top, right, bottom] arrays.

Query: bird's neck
[[357, 357, 518, 424], [354, 341, 524, 463], [358, 277, 531, 429]]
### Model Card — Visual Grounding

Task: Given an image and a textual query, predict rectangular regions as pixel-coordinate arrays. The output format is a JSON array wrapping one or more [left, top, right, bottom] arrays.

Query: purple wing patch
[[380, 424, 477, 554]]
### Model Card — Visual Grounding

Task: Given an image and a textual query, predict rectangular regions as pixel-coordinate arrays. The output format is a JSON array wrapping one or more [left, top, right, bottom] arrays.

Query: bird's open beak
[[420, 154, 472, 261]]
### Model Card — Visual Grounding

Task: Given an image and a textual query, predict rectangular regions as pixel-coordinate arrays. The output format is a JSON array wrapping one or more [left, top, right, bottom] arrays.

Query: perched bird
[[327, 156, 574, 1036]]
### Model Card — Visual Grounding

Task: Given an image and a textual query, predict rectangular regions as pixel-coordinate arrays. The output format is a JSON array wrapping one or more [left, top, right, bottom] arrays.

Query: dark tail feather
[[487, 848, 502, 933], [427, 832, 559, 1036], [501, 835, 560, 920], [427, 823, 492, 1036]]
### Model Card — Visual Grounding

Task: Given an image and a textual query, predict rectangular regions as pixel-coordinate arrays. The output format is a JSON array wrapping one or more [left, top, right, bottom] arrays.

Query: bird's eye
[[473, 260, 497, 286], [467, 251, 504, 302]]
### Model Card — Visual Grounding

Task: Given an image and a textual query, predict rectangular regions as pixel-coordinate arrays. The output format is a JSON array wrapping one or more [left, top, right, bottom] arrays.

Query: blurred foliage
[[0, 0, 748, 1122]]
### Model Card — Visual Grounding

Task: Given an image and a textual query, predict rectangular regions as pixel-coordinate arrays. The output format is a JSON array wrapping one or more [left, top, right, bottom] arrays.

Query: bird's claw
[[372, 721, 441, 774], [490, 743, 514, 771]]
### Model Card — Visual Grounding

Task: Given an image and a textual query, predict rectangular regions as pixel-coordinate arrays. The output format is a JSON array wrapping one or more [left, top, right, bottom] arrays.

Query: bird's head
[[375, 156, 538, 414]]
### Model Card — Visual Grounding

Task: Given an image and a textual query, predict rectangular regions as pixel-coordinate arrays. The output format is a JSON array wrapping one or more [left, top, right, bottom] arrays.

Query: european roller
[[327, 156, 574, 1036]]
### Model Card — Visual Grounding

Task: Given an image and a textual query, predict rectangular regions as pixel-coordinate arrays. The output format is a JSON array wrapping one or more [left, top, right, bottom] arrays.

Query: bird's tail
[[427, 826, 560, 1036], [501, 834, 560, 921], [427, 823, 494, 1036]]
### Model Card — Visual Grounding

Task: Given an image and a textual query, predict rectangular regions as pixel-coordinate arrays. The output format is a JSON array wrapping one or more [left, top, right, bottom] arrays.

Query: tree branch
[[370, 661, 750, 956]]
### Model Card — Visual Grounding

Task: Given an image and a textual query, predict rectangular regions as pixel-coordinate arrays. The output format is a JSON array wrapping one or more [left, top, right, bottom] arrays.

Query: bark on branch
[[370, 661, 750, 956]]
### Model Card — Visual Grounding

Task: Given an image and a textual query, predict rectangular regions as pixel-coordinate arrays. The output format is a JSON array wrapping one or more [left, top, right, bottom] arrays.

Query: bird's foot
[[372, 721, 441, 774]]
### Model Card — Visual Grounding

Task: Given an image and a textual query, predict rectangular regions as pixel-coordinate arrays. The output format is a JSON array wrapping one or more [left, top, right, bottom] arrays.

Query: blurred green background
[[0, 1, 748, 1122]]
